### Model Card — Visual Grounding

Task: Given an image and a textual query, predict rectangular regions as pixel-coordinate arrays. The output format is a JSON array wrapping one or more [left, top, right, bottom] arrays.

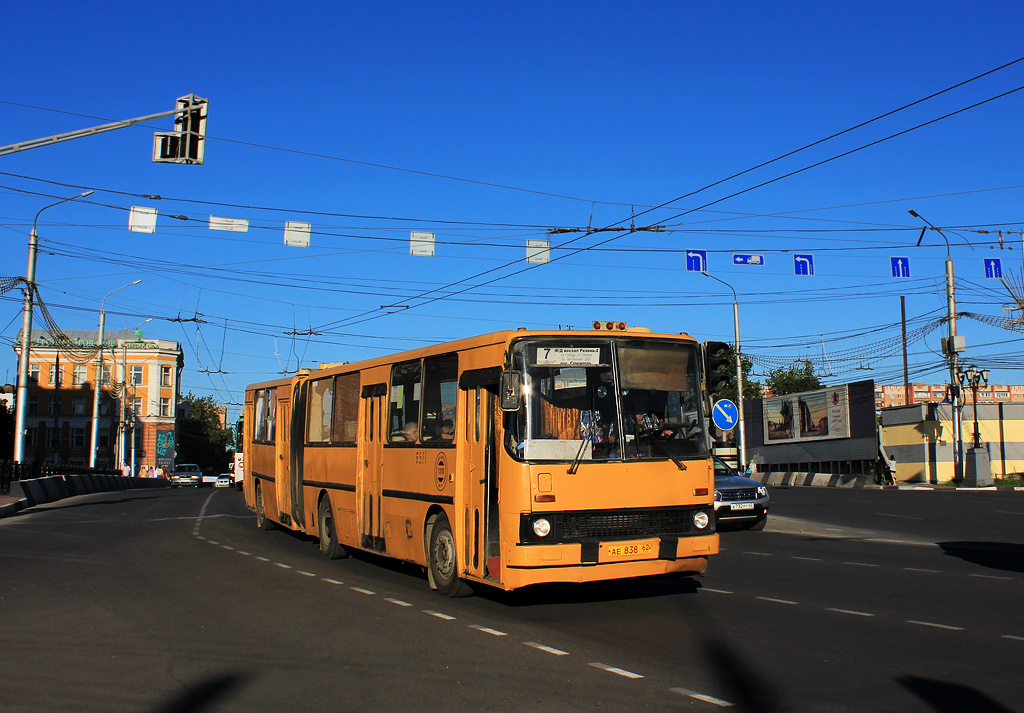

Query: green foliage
[[716, 348, 762, 403], [175, 393, 232, 475], [765, 360, 823, 396]]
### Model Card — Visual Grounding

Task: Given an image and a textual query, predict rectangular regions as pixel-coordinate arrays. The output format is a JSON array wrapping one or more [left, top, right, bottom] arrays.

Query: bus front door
[[358, 385, 386, 552]]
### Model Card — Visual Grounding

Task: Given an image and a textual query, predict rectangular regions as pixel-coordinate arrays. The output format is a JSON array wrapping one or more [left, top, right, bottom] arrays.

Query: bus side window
[[422, 353, 457, 443], [390, 360, 421, 443]]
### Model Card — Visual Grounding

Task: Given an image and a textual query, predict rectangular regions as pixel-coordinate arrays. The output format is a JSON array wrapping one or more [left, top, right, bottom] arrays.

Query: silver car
[[713, 456, 769, 530]]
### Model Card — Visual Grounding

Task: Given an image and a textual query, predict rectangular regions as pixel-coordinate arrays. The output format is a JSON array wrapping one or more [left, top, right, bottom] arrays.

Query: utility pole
[[702, 272, 745, 466]]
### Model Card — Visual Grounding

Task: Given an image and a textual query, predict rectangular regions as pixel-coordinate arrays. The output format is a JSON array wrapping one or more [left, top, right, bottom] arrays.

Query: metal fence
[[0, 461, 121, 494]]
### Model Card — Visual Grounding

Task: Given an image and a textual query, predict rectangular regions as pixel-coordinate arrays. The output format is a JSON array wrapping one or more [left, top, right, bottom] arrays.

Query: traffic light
[[703, 340, 734, 394], [153, 94, 208, 164]]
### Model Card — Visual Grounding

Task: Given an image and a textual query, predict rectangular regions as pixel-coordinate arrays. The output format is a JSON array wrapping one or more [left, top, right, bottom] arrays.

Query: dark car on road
[[713, 456, 769, 530], [170, 464, 201, 487]]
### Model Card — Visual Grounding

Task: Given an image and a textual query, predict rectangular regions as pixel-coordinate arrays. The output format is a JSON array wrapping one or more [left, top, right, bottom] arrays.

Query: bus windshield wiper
[[638, 427, 687, 471], [567, 435, 590, 475]]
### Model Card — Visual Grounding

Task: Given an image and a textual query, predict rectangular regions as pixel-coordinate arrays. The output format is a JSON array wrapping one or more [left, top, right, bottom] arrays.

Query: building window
[[25, 428, 37, 448], [73, 365, 87, 386], [28, 396, 38, 416], [48, 396, 63, 416], [45, 429, 56, 449], [99, 431, 110, 448], [100, 396, 112, 416], [101, 365, 112, 385], [130, 365, 143, 385], [996, 391, 1010, 399], [28, 365, 39, 383], [71, 427, 86, 449], [72, 397, 88, 416], [160, 397, 171, 417], [161, 365, 172, 387], [49, 365, 64, 386]]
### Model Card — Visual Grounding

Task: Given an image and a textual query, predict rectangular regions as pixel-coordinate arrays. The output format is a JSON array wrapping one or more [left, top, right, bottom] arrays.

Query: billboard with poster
[[763, 384, 850, 444]]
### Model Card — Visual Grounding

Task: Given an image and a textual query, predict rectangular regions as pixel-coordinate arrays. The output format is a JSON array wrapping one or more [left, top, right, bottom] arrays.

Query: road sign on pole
[[712, 399, 739, 431], [890, 256, 911, 278], [985, 258, 1003, 279], [733, 253, 764, 266], [686, 250, 708, 272], [794, 254, 814, 276]]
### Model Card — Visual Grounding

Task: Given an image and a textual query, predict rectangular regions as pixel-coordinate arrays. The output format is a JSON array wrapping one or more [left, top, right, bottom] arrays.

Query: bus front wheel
[[255, 484, 274, 531], [318, 497, 349, 560], [427, 513, 473, 598]]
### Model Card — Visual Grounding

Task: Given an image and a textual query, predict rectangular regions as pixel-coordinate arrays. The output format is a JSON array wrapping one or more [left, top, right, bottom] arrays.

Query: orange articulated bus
[[243, 324, 720, 596]]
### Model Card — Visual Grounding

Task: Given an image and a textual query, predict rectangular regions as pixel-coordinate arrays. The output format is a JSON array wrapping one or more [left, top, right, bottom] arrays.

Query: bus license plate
[[601, 539, 658, 562], [732, 503, 755, 511]]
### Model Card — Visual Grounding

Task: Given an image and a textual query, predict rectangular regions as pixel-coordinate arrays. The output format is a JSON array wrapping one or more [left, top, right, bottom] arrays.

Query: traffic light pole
[[702, 272, 746, 466]]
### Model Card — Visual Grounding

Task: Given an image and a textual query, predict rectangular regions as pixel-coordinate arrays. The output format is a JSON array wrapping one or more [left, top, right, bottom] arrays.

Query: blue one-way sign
[[891, 256, 911, 278], [686, 250, 708, 272], [794, 254, 814, 276], [985, 258, 1003, 279], [733, 253, 764, 266]]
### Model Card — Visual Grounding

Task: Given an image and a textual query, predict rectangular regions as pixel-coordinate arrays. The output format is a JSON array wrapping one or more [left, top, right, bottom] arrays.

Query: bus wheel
[[318, 497, 349, 560], [427, 513, 473, 598], [255, 484, 274, 531]]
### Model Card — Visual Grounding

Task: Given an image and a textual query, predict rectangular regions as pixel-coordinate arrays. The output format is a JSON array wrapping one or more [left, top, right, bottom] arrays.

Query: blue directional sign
[[891, 256, 911, 278], [711, 399, 739, 431], [985, 258, 1003, 279], [686, 250, 708, 272], [794, 254, 814, 276], [733, 253, 764, 266]]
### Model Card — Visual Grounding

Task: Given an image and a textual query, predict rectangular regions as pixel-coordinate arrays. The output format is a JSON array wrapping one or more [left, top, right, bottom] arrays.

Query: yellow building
[[13, 329, 183, 471]]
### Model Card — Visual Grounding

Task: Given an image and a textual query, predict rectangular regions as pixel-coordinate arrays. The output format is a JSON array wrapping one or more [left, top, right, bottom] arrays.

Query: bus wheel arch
[[425, 510, 473, 597], [317, 492, 349, 559]]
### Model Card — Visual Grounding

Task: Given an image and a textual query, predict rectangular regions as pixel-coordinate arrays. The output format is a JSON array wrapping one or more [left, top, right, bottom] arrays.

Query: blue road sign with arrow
[[686, 250, 707, 272], [712, 399, 739, 431], [794, 254, 814, 276], [891, 256, 911, 278], [733, 253, 764, 266], [985, 258, 1002, 279]]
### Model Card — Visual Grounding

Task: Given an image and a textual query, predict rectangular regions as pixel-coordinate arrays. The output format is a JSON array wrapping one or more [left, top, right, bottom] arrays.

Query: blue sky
[[3, 1, 1024, 421]]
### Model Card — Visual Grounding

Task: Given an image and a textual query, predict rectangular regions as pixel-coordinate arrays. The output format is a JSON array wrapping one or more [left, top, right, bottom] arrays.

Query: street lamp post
[[958, 365, 989, 449], [909, 209, 963, 481], [13, 191, 94, 463], [702, 271, 746, 467], [89, 280, 142, 468]]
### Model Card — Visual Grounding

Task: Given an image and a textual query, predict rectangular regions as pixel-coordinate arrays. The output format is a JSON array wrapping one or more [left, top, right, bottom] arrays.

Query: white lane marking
[[702, 588, 733, 594], [1002, 635, 1024, 641], [385, 598, 412, 607], [671, 687, 735, 707], [907, 620, 964, 631], [792, 556, 822, 561], [207, 541, 220, 545], [903, 567, 940, 573], [525, 642, 569, 656], [237, 551, 250, 556], [995, 510, 1024, 516], [195, 536, 206, 540], [274, 563, 291, 569], [826, 608, 874, 617], [323, 578, 344, 585], [255, 556, 270, 562], [297, 571, 316, 577], [876, 513, 924, 520], [221, 545, 235, 551], [969, 573, 1012, 581], [470, 625, 507, 637], [351, 587, 375, 595], [424, 610, 456, 620], [743, 551, 772, 557], [843, 562, 880, 568], [589, 662, 643, 679], [757, 597, 798, 605]]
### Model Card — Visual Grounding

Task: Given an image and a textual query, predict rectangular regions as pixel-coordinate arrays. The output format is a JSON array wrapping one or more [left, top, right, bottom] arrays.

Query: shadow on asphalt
[[150, 673, 249, 713], [937, 541, 1024, 574], [897, 674, 1015, 713]]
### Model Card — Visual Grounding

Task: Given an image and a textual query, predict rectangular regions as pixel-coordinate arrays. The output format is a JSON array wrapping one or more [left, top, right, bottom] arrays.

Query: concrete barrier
[[750, 470, 870, 488], [0, 474, 172, 515]]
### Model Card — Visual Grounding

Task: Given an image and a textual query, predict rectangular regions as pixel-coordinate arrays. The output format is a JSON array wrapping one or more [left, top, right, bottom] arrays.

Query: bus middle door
[[460, 384, 498, 581], [358, 383, 386, 552], [275, 392, 293, 527]]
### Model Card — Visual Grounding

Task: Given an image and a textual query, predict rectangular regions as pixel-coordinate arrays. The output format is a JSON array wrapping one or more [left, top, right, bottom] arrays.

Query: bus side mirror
[[499, 371, 523, 411]]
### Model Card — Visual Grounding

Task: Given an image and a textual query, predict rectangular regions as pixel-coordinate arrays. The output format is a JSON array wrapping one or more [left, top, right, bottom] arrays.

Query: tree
[[764, 360, 823, 396], [716, 348, 763, 403], [175, 393, 233, 475]]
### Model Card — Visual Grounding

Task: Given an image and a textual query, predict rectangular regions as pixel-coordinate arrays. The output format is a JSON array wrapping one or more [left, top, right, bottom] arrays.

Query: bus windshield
[[506, 338, 707, 463]]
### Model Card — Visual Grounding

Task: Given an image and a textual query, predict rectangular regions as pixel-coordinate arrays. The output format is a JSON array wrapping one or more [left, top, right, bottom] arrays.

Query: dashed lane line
[[671, 687, 735, 707], [323, 578, 344, 585], [701, 588, 733, 594], [274, 563, 292, 569], [470, 624, 507, 637], [969, 573, 1012, 581], [423, 610, 456, 621], [843, 562, 880, 568], [351, 587, 375, 595], [524, 642, 569, 656], [254, 556, 270, 562], [903, 567, 941, 573], [589, 662, 643, 679], [791, 556, 822, 561], [826, 608, 875, 617], [1002, 635, 1024, 641], [756, 596, 799, 605], [385, 598, 412, 607], [907, 620, 964, 631], [296, 571, 316, 577]]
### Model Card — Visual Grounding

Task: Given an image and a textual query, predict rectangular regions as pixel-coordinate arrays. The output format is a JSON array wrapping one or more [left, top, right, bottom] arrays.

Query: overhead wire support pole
[[0, 109, 182, 157]]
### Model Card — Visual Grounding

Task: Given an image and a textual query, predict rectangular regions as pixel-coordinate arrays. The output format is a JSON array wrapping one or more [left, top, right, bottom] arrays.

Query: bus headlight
[[532, 518, 552, 538], [693, 511, 710, 530]]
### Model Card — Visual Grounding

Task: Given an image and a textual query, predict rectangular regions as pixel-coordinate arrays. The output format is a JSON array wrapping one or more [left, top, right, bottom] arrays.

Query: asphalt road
[[1, 485, 1021, 712]]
